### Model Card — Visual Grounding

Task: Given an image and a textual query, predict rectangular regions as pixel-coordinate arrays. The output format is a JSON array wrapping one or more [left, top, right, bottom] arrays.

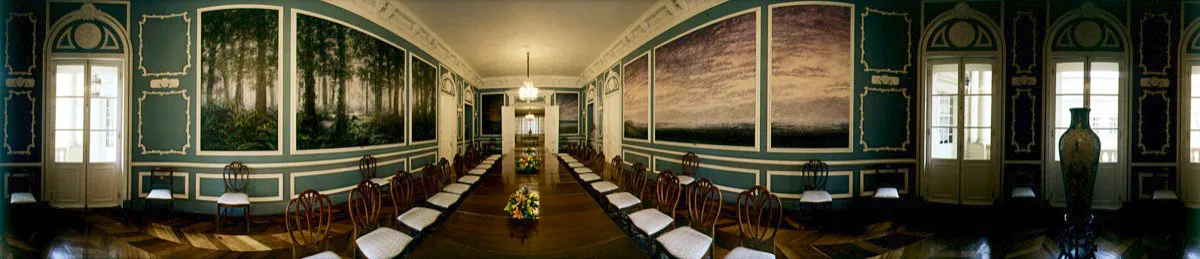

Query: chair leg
[[244, 204, 251, 234], [215, 206, 222, 234]]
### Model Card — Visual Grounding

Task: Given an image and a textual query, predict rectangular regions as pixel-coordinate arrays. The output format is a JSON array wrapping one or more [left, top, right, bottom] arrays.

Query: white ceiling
[[400, 0, 656, 79]]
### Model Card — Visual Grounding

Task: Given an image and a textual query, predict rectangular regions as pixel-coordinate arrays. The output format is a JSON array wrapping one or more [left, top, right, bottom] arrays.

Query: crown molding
[[323, 0, 481, 85], [575, 0, 726, 85], [480, 75, 581, 89]]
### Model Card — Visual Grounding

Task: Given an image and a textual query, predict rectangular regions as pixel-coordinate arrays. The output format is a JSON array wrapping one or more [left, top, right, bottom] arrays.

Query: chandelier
[[524, 113, 535, 121], [518, 52, 539, 101]]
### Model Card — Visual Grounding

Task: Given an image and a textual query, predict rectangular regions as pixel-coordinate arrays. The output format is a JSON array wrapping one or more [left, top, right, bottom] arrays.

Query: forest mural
[[411, 57, 438, 142], [769, 4, 852, 149], [557, 92, 579, 134], [653, 11, 758, 147], [200, 8, 280, 151], [295, 14, 406, 150], [482, 94, 503, 135], [622, 55, 649, 140]]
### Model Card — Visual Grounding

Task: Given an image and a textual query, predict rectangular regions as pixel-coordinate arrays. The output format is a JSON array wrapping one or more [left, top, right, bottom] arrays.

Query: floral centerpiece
[[503, 185, 540, 221], [516, 148, 540, 174]]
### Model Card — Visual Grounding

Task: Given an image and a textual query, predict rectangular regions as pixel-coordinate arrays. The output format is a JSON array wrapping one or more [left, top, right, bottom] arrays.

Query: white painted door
[[545, 106, 559, 153], [47, 60, 124, 208], [501, 107, 514, 154], [603, 92, 621, 161], [1046, 59, 1125, 209], [924, 60, 997, 205], [438, 92, 456, 161]]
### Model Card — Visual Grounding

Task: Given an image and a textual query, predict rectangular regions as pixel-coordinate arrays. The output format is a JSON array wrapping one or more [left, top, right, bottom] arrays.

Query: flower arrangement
[[516, 148, 540, 174], [503, 185, 540, 220]]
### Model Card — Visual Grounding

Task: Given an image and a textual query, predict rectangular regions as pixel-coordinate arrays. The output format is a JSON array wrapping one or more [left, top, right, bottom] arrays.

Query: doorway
[[924, 59, 998, 205], [46, 60, 125, 208]]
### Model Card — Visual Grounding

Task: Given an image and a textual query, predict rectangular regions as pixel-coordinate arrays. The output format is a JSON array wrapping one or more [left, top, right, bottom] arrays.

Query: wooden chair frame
[[801, 160, 829, 191], [286, 189, 333, 259], [685, 178, 723, 259], [217, 161, 250, 234], [736, 186, 782, 254], [623, 163, 650, 212], [421, 164, 441, 199], [147, 167, 176, 219], [681, 152, 699, 179], [652, 172, 681, 231], [390, 170, 414, 219], [348, 180, 383, 258], [359, 155, 378, 180]]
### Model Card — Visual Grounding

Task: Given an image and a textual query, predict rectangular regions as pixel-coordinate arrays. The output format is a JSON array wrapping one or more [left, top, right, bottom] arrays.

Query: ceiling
[[401, 0, 656, 79]]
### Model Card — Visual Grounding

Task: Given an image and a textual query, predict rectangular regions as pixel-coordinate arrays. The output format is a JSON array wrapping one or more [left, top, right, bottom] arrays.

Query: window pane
[[931, 63, 958, 95], [1191, 130, 1200, 163], [90, 98, 118, 130], [1193, 98, 1200, 130], [55, 97, 84, 130], [1056, 62, 1085, 94], [963, 128, 990, 160], [1192, 66, 1200, 97], [931, 127, 956, 159], [55, 65, 85, 96], [1095, 129, 1119, 162], [1090, 62, 1120, 95], [931, 96, 957, 127], [965, 95, 991, 127], [91, 65, 120, 98], [55, 130, 83, 162], [1053, 128, 1067, 161], [1089, 95, 1119, 129], [1056, 95, 1084, 128], [89, 131, 117, 163], [965, 63, 992, 94]]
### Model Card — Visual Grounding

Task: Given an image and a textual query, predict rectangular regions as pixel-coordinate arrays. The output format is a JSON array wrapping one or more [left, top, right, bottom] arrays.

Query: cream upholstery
[[398, 207, 441, 231], [147, 189, 173, 200], [458, 175, 481, 184], [427, 192, 462, 209], [629, 208, 673, 235], [578, 173, 601, 182], [468, 168, 488, 175], [1153, 190, 1179, 200], [355, 227, 411, 259], [302, 251, 340, 259], [725, 247, 775, 259], [799, 190, 832, 203], [873, 187, 900, 199], [1011, 187, 1036, 198], [443, 183, 471, 194], [217, 193, 250, 205], [10, 192, 36, 204], [677, 175, 695, 185], [590, 181, 618, 193], [657, 227, 713, 259], [574, 168, 593, 174], [605, 192, 641, 209]]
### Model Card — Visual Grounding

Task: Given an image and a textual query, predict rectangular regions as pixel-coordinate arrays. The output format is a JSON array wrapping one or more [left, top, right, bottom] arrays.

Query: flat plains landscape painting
[[295, 13, 406, 150], [481, 94, 503, 135], [769, 4, 852, 150], [622, 55, 649, 140], [411, 57, 438, 143], [653, 11, 758, 147], [557, 92, 579, 134], [200, 8, 280, 151]]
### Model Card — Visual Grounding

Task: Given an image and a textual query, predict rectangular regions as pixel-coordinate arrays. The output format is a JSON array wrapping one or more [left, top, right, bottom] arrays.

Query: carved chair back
[[286, 189, 333, 259], [390, 170, 414, 216], [593, 152, 607, 173], [348, 180, 383, 242], [223, 162, 249, 193], [606, 156, 623, 182], [359, 155, 378, 180], [653, 172, 682, 221], [687, 178, 723, 258], [150, 167, 175, 194], [801, 160, 829, 191], [629, 163, 650, 200], [736, 186, 782, 253], [7, 170, 34, 195], [421, 164, 441, 198], [682, 152, 699, 178]]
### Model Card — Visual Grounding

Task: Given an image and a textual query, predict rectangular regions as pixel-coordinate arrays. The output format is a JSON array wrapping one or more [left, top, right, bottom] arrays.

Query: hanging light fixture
[[524, 112, 535, 121], [518, 52, 539, 101]]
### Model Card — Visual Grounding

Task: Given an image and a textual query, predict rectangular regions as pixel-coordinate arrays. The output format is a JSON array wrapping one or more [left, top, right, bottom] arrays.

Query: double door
[[925, 59, 997, 205], [47, 60, 124, 208]]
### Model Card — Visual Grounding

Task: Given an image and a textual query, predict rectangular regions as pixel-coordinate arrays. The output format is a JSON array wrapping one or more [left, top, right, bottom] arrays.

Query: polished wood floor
[[407, 152, 646, 258]]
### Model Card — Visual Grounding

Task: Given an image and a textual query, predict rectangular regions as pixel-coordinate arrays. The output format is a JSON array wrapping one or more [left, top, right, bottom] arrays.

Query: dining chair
[[726, 186, 781, 259], [629, 172, 681, 254], [7, 169, 37, 205], [286, 189, 336, 259], [606, 162, 649, 216], [679, 152, 699, 185], [217, 161, 251, 234], [145, 167, 176, 220], [657, 178, 722, 259], [423, 164, 463, 210], [394, 170, 442, 234], [798, 160, 832, 228], [589, 156, 622, 194], [576, 152, 603, 183], [350, 180, 412, 259], [443, 157, 473, 195]]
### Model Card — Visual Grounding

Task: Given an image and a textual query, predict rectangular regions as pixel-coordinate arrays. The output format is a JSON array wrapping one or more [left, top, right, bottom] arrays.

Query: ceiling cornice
[[575, 0, 726, 85], [323, 0, 481, 85], [480, 76, 581, 89]]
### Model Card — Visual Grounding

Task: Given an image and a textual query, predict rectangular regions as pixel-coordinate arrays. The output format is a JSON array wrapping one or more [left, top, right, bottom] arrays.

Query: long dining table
[[407, 150, 646, 258]]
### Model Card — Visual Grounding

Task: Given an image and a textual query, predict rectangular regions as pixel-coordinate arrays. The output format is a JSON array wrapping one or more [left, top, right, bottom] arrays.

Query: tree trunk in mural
[[200, 8, 279, 151], [295, 14, 407, 150]]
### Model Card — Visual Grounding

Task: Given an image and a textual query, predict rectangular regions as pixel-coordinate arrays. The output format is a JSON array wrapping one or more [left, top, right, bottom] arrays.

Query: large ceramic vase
[[1058, 108, 1100, 222]]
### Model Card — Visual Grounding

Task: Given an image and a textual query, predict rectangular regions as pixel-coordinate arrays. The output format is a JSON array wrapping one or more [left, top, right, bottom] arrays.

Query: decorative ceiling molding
[[480, 75, 581, 89], [575, 0, 726, 85], [322, 0, 481, 85]]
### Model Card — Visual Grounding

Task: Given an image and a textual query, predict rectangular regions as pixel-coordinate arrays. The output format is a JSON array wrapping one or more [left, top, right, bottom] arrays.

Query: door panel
[[48, 61, 124, 208], [438, 92, 455, 161]]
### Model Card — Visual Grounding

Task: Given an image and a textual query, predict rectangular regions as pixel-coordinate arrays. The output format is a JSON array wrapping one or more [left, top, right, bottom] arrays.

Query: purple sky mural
[[622, 54, 649, 139], [653, 12, 757, 131], [769, 4, 852, 148]]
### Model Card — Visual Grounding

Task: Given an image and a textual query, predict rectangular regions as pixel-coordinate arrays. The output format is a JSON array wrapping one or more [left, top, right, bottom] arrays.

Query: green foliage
[[201, 103, 278, 151]]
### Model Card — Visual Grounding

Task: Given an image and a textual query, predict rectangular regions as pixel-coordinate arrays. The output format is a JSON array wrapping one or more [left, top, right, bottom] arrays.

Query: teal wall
[[585, 0, 920, 206]]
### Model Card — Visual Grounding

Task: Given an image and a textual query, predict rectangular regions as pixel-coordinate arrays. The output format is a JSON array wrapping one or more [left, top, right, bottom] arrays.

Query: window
[[1190, 65, 1200, 162], [928, 61, 993, 160], [1053, 60, 1120, 162]]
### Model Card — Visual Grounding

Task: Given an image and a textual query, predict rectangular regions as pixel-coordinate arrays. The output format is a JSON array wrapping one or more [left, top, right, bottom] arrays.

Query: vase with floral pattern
[[1058, 107, 1100, 222]]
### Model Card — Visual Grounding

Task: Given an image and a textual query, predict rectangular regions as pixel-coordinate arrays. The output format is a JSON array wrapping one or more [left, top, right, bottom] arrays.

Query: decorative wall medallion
[[860, 7, 912, 75], [870, 75, 900, 86], [1010, 88, 1037, 153], [1073, 21, 1102, 48], [73, 23, 102, 49], [150, 78, 180, 89], [440, 71, 457, 95], [947, 21, 976, 48], [1011, 76, 1037, 86], [1011, 10, 1038, 74], [138, 89, 191, 155], [4, 78, 34, 88], [1137, 90, 1170, 156], [463, 86, 474, 104], [5, 12, 37, 76], [138, 12, 191, 77], [859, 87, 911, 152], [1139, 77, 1169, 88], [604, 70, 620, 94], [3, 90, 36, 155], [1138, 12, 1172, 76]]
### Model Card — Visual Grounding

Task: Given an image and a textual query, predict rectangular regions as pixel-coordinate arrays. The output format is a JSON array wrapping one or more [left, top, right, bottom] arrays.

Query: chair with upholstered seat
[[726, 186, 781, 259], [442, 157, 474, 195], [216, 162, 251, 234], [576, 152, 603, 182], [606, 162, 649, 216], [678, 152, 699, 185], [629, 172, 681, 253], [797, 160, 832, 228], [350, 180, 413, 259], [286, 189, 337, 259], [7, 170, 37, 205], [144, 167, 177, 220], [392, 170, 442, 234], [421, 164, 462, 210], [656, 178, 722, 259], [360, 155, 390, 187], [589, 156, 623, 194]]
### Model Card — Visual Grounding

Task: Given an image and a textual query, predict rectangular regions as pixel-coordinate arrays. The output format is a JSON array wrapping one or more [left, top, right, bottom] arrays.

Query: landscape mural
[[769, 4, 852, 149], [482, 94, 504, 135], [411, 57, 438, 142], [200, 8, 280, 151], [622, 55, 649, 140], [653, 11, 758, 147], [295, 14, 406, 150], [557, 92, 579, 134]]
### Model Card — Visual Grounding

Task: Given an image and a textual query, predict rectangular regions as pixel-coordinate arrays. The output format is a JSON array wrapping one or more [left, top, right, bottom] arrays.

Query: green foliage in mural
[[200, 9, 279, 151]]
